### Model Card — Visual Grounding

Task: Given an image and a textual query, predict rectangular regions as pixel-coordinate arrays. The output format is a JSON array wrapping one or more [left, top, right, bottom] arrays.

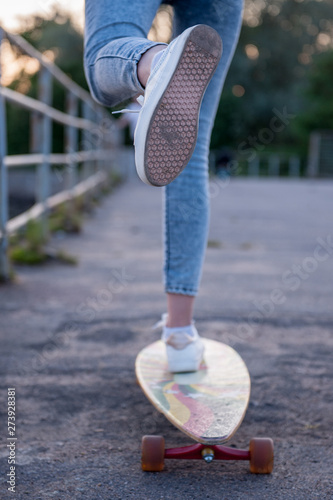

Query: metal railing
[[0, 27, 119, 281], [210, 151, 302, 178]]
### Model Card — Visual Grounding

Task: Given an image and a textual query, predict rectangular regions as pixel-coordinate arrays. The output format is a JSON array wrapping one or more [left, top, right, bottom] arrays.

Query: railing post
[[100, 110, 115, 177], [307, 132, 320, 178], [0, 28, 10, 281], [289, 156, 300, 177], [93, 107, 100, 175], [65, 91, 79, 190], [82, 102, 95, 206], [97, 108, 108, 194], [82, 102, 94, 179], [248, 156, 259, 176], [91, 106, 102, 198], [36, 67, 52, 239], [64, 91, 79, 219], [96, 108, 106, 169], [268, 154, 280, 177]]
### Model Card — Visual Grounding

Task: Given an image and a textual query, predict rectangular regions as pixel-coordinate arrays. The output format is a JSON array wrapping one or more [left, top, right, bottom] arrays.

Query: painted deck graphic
[[136, 339, 251, 445]]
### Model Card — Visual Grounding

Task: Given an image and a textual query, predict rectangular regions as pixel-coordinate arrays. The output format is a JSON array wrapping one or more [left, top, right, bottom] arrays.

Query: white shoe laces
[[152, 313, 168, 330], [153, 313, 196, 350], [112, 95, 144, 115], [165, 332, 195, 350]]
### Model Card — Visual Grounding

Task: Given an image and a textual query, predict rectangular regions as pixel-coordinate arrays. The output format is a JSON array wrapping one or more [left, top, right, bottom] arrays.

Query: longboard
[[135, 338, 274, 473], [136, 338, 250, 444]]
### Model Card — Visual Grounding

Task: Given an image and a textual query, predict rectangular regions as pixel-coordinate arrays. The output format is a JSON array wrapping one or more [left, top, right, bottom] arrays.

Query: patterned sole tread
[[144, 26, 222, 186]]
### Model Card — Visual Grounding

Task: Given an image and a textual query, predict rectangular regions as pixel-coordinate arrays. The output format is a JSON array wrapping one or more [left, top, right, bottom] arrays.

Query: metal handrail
[[0, 27, 119, 281], [2, 86, 94, 129], [5, 31, 95, 105], [5, 151, 113, 168]]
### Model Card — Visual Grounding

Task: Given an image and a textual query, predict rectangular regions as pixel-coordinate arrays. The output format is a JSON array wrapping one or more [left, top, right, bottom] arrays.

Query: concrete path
[[1, 177, 333, 499]]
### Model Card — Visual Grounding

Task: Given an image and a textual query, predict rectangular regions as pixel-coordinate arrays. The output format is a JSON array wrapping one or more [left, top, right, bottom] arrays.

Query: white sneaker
[[153, 314, 205, 373], [134, 24, 222, 187]]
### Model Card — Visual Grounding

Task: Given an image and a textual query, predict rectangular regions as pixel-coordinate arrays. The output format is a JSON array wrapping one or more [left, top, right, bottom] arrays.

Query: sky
[[0, 0, 84, 31]]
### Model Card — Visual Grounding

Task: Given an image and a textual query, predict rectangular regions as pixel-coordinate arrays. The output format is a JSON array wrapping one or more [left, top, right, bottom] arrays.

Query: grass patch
[[207, 239, 222, 249], [240, 241, 254, 250], [54, 249, 78, 265], [0, 267, 16, 283], [49, 203, 82, 234], [10, 246, 47, 265], [8, 169, 124, 269], [9, 219, 77, 266], [9, 220, 48, 265]]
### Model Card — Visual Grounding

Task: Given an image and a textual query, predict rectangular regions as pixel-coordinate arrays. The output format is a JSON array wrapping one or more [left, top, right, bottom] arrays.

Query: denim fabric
[[84, 0, 244, 296]]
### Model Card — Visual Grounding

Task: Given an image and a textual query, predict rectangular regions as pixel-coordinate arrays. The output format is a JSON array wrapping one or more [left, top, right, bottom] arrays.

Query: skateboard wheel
[[141, 435, 165, 472], [249, 437, 274, 474]]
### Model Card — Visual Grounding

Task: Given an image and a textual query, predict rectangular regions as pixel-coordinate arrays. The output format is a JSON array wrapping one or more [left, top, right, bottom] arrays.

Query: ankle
[[137, 45, 166, 87], [166, 293, 195, 328], [164, 324, 193, 335], [166, 319, 192, 328]]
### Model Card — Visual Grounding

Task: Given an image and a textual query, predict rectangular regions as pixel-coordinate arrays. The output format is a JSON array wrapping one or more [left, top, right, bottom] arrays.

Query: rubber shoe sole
[[135, 25, 222, 187]]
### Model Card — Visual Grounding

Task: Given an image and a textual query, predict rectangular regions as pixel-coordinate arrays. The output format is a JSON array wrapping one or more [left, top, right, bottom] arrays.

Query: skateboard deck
[[135, 338, 251, 445]]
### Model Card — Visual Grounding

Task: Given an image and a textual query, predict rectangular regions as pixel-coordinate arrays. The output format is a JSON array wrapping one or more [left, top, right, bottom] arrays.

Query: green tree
[[294, 49, 333, 147], [211, 0, 333, 155], [7, 11, 86, 155], [6, 1, 333, 159]]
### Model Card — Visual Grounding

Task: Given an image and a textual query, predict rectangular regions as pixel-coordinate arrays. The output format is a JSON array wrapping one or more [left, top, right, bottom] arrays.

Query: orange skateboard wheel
[[141, 435, 165, 472], [249, 437, 274, 474]]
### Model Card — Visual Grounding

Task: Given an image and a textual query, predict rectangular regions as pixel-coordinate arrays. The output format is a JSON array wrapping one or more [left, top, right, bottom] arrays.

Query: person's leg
[[167, 293, 194, 327], [84, 0, 166, 107], [137, 45, 166, 87], [134, 24, 222, 187], [85, 3, 220, 190], [164, 0, 244, 327]]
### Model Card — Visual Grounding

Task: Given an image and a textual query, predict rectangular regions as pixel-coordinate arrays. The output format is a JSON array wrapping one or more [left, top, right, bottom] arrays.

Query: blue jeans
[[84, 0, 243, 296]]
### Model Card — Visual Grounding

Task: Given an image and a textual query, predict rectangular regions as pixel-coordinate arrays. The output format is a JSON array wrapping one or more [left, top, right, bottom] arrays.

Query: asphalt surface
[[1, 176, 333, 499]]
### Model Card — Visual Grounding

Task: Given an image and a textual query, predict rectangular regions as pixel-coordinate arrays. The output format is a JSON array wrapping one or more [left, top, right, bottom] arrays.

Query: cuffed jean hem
[[84, 0, 244, 292], [165, 287, 198, 297], [85, 39, 167, 108]]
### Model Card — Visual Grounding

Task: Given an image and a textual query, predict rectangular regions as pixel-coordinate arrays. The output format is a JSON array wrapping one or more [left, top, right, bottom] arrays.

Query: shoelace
[[152, 313, 196, 349], [112, 95, 144, 115], [152, 313, 168, 330], [152, 313, 197, 330], [165, 332, 195, 350]]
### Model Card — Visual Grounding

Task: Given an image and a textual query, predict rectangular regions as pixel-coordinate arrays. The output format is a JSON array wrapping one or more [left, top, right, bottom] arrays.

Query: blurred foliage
[[211, 0, 333, 156], [4, 0, 333, 160], [6, 11, 87, 155], [293, 49, 333, 148], [49, 202, 82, 234], [9, 217, 78, 265], [9, 220, 47, 264]]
